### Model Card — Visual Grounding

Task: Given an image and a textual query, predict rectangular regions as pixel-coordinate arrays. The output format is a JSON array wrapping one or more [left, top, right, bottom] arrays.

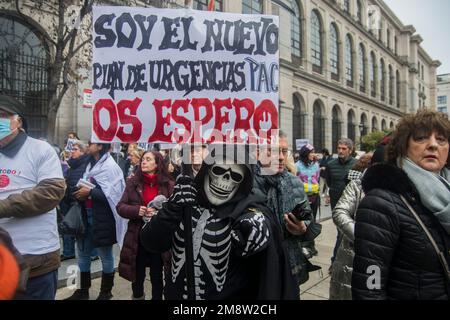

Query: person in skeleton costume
[[140, 159, 297, 300]]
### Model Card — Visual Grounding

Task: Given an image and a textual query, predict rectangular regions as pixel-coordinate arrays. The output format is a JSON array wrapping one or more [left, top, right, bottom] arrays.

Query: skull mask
[[204, 164, 246, 206]]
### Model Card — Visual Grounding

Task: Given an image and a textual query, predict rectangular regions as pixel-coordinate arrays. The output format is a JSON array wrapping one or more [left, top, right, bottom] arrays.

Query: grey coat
[[329, 178, 364, 300]]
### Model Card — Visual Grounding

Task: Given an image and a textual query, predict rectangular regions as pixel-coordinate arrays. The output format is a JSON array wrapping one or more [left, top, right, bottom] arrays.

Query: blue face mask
[[0, 118, 13, 140]]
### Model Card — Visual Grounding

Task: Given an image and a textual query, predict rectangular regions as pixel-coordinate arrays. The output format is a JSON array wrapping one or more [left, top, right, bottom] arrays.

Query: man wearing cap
[[0, 95, 66, 299]]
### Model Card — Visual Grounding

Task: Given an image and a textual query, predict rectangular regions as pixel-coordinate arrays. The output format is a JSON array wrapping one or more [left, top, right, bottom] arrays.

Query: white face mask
[[203, 164, 245, 206]]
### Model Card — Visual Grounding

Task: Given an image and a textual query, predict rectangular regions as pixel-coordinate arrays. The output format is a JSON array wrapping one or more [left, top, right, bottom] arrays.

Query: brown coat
[[116, 173, 174, 282]]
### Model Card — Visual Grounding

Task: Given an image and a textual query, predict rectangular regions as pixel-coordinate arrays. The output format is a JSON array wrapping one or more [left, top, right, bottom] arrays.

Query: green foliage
[[361, 130, 390, 152]]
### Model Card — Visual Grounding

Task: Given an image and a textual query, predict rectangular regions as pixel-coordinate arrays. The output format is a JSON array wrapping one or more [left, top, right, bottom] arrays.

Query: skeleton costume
[[140, 162, 297, 300]]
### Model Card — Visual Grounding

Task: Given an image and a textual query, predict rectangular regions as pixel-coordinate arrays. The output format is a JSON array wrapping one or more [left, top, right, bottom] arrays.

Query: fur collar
[[361, 163, 418, 197]]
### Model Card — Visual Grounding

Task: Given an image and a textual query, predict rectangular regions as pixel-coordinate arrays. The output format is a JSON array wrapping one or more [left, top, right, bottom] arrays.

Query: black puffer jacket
[[65, 154, 90, 203], [352, 164, 450, 300]]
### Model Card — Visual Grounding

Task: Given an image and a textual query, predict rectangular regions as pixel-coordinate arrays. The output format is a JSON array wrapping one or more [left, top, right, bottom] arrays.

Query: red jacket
[[116, 171, 174, 282]]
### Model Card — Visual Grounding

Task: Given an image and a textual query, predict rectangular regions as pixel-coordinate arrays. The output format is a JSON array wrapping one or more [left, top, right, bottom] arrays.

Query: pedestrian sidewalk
[[300, 217, 336, 300]]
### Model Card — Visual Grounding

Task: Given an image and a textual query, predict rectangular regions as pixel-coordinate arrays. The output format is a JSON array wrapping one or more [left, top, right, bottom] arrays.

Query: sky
[[383, 0, 450, 75]]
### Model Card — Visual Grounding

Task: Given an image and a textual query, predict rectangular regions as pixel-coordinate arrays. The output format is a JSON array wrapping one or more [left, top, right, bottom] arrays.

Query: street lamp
[[358, 123, 365, 151]]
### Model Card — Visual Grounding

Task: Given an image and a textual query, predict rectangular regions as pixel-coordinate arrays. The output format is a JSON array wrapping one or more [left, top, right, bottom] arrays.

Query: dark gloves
[[168, 175, 197, 206], [231, 209, 269, 257]]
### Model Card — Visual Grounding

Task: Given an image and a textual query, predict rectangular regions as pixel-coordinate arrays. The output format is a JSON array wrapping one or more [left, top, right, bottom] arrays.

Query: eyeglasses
[[211, 166, 244, 183]]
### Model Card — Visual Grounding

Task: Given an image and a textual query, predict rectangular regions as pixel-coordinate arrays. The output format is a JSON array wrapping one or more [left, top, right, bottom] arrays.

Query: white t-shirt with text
[[0, 136, 63, 255]]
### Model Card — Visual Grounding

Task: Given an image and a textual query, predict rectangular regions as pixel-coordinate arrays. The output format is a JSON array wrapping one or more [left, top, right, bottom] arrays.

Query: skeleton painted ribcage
[[171, 206, 232, 300], [171, 206, 270, 299]]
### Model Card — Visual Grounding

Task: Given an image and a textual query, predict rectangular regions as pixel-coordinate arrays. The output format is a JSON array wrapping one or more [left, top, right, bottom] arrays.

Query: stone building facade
[[437, 74, 450, 117], [0, 0, 441, 151]]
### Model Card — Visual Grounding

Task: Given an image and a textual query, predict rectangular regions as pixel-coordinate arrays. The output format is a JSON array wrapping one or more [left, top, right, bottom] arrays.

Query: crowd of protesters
[[1, 94, 449, 300]]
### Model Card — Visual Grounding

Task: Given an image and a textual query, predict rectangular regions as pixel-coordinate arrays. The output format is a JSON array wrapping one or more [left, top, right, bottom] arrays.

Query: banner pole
[[181, 152, 195, 300]]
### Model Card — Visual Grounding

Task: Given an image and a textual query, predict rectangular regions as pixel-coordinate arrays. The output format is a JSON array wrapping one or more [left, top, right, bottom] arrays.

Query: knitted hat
[[299, 144, 314, 158]]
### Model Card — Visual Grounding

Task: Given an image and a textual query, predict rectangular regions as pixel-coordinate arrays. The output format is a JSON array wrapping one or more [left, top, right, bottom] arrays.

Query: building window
[[343, 0, 350, 14], [330, 23, 339, 80], [380, 59, 385, 101], [292, 94, 306, 148], [370, 52, 376, 97], [438, 96, 448, 105], [313, 100, 325, 152], [418, 61, 421, 77], [332, 105, 342, 153], [378, 20, 383, 41], [345, 34, 353, 87], [291, 0, 302, 59], [438, 106, 448, 114], [422, 65, 424, 80], [311, 10, 322, 73], [242, 0, 263, 14], [358, 44, 366, 92], [0, 14, 49, 138], [387, 29, 390, 49], [372, 117, 378, 132], [389, 65, 394, 105], [394, 36, 398, 55], [356, 0, 362, 23], [347, 109, 356, 143], [193, 0, 223, 11]]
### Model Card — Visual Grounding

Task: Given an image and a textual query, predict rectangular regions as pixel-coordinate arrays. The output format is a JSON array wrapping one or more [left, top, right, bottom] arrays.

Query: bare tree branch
[[15, 0, 57, 46], [62, 0, 93, 47]]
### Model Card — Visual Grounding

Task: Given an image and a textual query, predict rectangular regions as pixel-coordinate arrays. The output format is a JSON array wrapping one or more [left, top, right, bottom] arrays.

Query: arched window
[[381, 119, 387, 131], [242, 0, 263, 14], [347, 109, 356, 143], [389, 121, 394, 129], [330, 23, 339, 80], [291, 0, 302, 60], [389, 65, 394, 105], [0, 13, 49, 137], [193, 0, 223, 11], [292, 94, 306, 149], [345, 34, 353, 87], [311, 10, 322, 73], [358, 44, 366, 92], [356, 0, 362, 23], [313, 100, 325, 151], [396, 70, 401, 108], [372, 116, 378, 132], [360, 113, 368, 136], [380, 58, 386, 101], [370, 51, 376, 97], [332, 105, 342, 154]]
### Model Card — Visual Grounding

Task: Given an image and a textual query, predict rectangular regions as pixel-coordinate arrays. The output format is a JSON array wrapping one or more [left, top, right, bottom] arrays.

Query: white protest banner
[[91, 7, 279, 144], [296, 139, 309, 151], [65, 138, 76, 151]]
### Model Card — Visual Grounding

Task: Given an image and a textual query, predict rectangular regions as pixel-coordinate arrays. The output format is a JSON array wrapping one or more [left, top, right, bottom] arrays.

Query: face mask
[[204, 164, 245, 206], [0, 118, 13, 140]]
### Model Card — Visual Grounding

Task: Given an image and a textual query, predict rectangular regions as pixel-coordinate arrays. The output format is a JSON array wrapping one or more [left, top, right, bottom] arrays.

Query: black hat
[[0, 95, 28, 132]]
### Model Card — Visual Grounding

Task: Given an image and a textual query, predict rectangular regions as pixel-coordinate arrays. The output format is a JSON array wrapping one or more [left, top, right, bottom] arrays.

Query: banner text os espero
[[92, 7, 279, 144]]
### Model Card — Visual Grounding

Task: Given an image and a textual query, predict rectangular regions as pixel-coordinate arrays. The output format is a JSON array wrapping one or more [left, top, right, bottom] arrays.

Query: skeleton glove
[[231, 211, 270, 257], [168, 175, 197, 206]]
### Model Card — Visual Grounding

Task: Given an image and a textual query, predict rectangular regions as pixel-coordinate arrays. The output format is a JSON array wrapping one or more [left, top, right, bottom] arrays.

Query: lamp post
[[358, 123, 365, 151]]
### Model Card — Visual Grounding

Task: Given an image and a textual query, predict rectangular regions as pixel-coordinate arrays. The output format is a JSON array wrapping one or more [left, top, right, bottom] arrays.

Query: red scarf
[[142, 173, 159, 206]]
